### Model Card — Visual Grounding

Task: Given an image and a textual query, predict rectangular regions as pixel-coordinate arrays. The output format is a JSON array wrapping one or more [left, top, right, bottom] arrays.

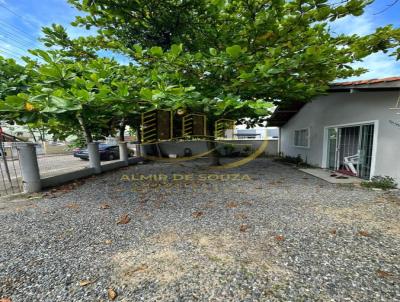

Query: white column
[[118, 142, 129, 165], [88, 142, 101, 174], [18, 143, 41, 193]]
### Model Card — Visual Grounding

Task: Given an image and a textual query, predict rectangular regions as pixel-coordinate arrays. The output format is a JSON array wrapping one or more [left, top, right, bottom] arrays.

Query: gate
[[0, 140, 22, 197]]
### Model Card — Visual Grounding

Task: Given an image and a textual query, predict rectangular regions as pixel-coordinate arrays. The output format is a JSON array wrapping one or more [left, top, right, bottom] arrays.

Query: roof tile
[[333, 76, 400, 86]]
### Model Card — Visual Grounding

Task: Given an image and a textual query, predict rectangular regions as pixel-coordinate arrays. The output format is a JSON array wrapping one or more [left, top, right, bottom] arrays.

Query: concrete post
[[118, 142, 129, 165], [88, 142, 101, 174], [18, 143, 41, 193]]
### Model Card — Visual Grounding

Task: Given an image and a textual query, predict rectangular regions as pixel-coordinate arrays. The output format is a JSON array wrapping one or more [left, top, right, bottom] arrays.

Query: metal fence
[[0, 141, 22, 196]]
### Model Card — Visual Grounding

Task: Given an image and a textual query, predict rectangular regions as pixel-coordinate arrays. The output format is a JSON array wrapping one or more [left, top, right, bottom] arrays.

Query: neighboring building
[[230, 127, 279, 140], [268, 77, 400, 184]]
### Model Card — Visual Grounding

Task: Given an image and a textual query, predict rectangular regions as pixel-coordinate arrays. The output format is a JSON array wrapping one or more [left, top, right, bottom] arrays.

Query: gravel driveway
[[0, 158, 399, 301]]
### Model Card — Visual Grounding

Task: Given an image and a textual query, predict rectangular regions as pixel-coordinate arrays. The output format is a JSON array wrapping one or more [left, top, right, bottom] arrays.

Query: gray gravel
[[0, 158, 399, 301]]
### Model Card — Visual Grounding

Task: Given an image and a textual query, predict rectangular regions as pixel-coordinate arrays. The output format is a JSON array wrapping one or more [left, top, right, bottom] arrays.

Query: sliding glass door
[[327, 128, 339, 170], [358, 124, 374, 179], [326, 123, 374, 179]]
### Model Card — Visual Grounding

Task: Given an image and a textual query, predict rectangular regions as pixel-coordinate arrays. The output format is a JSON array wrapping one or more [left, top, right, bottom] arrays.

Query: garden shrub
[[361, 176, 398, 190]]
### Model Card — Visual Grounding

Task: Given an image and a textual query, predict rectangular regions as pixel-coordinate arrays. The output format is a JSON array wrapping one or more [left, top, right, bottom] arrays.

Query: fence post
[[88, 142, 101, 174], [18, 143, 41, 193], [119, 142, 129, 165]]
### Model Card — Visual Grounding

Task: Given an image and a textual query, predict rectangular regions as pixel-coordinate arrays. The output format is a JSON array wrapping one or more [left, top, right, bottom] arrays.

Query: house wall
[[280, 90, 400, 184], [156, 139, 279, 157]]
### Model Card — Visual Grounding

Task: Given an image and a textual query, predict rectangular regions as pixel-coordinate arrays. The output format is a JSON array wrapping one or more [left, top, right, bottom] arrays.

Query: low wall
[[41, 157, 145, 189], [41, 167, 96, 189], [221, 140, 279, 156], [100, 160, 127, 173], [158, 141, 210, 157], [157, 139, 278, 157]]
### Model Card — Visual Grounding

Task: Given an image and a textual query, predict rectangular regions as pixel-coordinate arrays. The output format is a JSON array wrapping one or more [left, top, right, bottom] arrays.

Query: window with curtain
[[294, 128, 309, 147]]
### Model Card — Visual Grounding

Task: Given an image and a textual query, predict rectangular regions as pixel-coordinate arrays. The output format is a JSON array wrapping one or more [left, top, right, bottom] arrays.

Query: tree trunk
[[119, 118, 126, 141], [135, 118, 142, 143], [207, 122, 220, 166], [27, 126, 37, 142], [119, 126, 125, 142], [134, 118, 142, 157], [77, 114, 93, 143]]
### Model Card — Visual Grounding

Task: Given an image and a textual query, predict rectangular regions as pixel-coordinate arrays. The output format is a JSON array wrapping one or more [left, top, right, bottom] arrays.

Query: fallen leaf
[[0, 298, 12, 302], [192, 211, 204, 218], [117, 214, 131, 224], [376, 269, 392, 278], [358, 231, 369, 237], [234, 212, 247, 220], [100, 204, 111, 209], [108, 288, 118, 300], [226, 202, 238, 208], [65, 203, 79, 209], [105, 240, 112, 245], [239, 224, 250, 232], [79, 280, 94, 287], [125, 264, 148, 276], [275, 235, 285, 241], [132, 264, 148, 273]]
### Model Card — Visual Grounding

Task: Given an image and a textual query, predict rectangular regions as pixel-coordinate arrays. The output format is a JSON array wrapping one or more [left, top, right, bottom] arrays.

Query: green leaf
[[31, 49, 53, 64], [150, 46, 164, 57], [0, 95, 25, 111], [140, 88, 153, 100], [209, 48, 217, 56], [133, 44, 143, 57], [50, 96, 70, 108], [226, 45, 242, 58], [170, 44, 183, 57]]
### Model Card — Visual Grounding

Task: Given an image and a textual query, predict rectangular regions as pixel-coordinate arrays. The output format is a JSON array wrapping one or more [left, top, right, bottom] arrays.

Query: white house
[[268, 77, 400, 184]]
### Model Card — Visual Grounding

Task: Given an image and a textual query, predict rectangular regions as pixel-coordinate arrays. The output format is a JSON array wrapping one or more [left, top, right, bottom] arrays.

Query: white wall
[[280, 90, 400, 183], [157, 139, 279, 157]]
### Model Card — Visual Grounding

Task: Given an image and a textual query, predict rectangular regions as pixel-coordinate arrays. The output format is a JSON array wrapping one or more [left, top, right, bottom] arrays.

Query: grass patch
[[361, 176, 398, 190]]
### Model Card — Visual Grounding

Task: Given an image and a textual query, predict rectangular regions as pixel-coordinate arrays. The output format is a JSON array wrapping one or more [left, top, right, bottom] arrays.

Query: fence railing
[[0, 141, 143, 196], [0, 142, 23, 197]]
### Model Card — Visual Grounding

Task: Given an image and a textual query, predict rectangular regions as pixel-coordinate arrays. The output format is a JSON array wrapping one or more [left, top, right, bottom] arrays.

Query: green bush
[[216, 143, 235, 157], [241, 145, 252, 156], [361, 176, 398, 190]]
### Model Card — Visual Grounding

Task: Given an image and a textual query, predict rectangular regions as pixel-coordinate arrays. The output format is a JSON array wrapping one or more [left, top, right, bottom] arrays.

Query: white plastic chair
[[343, 153, 359, 176]]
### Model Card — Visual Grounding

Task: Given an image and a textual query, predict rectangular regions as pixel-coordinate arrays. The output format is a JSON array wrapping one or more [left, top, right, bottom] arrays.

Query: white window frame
[[321, 120, 379, 180], [293, 128, 310, 148]]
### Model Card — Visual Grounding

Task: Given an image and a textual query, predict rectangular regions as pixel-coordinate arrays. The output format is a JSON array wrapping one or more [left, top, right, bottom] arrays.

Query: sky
[[0, 0, 399, 80]]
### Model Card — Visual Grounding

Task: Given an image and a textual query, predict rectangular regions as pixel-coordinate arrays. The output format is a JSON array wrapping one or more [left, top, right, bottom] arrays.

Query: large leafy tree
[[3, 0, 400, 156], [66, 0, 399, 164], [69, 0, 400, 90]]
